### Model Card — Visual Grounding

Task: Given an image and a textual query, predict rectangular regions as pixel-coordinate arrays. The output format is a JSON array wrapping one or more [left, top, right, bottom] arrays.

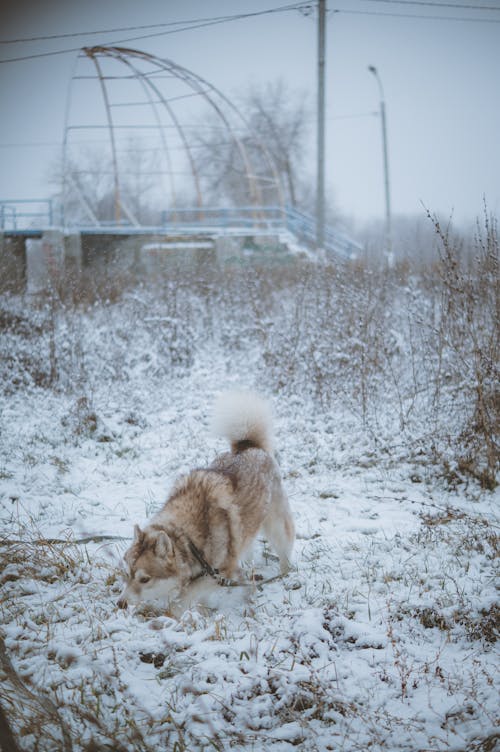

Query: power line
[[0, 141, 61, 148], [2, 0, 496, 47], [1, 0, 498, 64], [332, 6, 500, 21], [0, 2, 308, 59], [0, 18, 237, 44], [365, 0, 500, 10]]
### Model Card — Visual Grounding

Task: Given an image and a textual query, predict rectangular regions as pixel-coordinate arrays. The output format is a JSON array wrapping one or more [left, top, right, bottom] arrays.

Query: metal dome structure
[[61, 46, 285, 227]]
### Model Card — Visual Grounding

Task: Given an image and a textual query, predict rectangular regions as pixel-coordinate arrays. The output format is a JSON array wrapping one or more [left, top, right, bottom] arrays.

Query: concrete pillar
[[26, 230, 64, 293]]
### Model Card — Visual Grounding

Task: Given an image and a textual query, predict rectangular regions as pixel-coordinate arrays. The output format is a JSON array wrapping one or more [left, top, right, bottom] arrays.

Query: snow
[[0, 277, 498, 752]]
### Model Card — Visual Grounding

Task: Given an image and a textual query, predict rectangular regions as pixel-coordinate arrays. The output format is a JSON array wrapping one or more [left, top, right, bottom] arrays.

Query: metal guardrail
[[0, 201, 362, 258], [284, 206, 362, 258], [0, 199, 54, 230]]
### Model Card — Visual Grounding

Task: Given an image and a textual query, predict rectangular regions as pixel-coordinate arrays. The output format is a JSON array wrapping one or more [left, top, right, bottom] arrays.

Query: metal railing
[[0, 200, 362, 258], [284, 206, 362, 258], [0, 199, 54, 231]]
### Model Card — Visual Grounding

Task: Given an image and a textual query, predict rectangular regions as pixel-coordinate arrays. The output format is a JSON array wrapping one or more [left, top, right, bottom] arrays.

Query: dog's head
[[117, 525, 180, 608]]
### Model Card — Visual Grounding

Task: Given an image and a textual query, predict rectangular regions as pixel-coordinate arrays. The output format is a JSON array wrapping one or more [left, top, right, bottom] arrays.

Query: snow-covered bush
[[0, 217, 497, 487]]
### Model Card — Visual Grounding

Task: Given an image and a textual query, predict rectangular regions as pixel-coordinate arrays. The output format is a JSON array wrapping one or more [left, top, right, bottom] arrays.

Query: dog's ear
[[133, 524, 144, 542], [155, 531, 173, 558]]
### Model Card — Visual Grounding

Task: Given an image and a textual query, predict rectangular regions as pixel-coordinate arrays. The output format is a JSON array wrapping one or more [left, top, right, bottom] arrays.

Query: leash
[[186, 538, 293, 591], [187, 538, 241, 587]]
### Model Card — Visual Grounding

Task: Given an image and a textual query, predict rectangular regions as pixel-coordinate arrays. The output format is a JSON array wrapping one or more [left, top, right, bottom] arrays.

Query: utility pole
[[316, 0, 326, 250], [368, 65, 393, 265], [380, 95, 393, 265]]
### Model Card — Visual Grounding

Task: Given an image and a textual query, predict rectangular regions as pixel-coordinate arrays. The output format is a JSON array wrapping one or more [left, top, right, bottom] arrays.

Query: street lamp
[[316, 0, 326, 250], [368, 65, 393, 265]]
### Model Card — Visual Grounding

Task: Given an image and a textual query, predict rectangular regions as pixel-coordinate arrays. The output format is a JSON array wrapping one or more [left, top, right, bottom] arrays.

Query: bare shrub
[[1, 213, 497, 487], [424, 210, 499, 488]]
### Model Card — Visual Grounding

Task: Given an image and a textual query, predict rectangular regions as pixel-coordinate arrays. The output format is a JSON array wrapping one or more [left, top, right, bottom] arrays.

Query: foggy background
[[1, 0, 499, 230]]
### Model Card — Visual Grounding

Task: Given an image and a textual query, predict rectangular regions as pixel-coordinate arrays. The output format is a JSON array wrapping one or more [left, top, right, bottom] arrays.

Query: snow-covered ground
[[0, 263, 498, 751]]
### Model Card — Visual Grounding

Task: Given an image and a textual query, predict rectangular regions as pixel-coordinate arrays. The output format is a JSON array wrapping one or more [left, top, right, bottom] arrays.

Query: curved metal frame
[[62, 45, 285, 226]]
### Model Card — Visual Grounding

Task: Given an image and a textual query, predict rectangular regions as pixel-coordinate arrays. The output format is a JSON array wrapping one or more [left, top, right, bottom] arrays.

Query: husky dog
[[117, 391, 295, 613]]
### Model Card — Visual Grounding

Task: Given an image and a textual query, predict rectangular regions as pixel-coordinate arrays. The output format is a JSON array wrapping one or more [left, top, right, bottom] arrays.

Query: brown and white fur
[[117, 391, 295, 614]]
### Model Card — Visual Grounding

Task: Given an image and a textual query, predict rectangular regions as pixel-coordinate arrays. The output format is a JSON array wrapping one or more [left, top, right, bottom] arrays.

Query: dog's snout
[[117, 598, 128, 609]]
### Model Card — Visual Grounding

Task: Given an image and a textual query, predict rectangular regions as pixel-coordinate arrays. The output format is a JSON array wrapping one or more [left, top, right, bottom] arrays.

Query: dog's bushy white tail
[[212, 390, 274, 454]]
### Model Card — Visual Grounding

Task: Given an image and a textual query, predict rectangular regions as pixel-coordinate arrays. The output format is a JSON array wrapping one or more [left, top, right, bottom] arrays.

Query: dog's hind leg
[[262, 481, 295, 574]]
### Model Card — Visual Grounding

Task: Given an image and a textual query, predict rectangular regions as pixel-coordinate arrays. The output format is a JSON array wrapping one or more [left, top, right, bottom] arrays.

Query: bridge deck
[[0, 204, 362, 258]]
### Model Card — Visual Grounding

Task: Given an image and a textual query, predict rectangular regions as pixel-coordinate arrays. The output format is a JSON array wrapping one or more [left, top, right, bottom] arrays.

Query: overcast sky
[[1, 0, 499, 228]]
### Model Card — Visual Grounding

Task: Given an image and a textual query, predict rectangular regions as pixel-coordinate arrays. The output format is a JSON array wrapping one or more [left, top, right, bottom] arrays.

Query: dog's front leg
[[169, 576, 219, 617]]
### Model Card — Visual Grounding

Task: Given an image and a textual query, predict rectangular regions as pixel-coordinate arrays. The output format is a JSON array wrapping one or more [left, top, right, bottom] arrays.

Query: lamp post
[[316, 0, 326, 250], [368, 65, 393, 265]]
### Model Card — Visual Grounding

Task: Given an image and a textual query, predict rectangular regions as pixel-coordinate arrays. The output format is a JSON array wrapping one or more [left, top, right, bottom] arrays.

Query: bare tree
[[243, 80, 310, 207], [192, 80, 312, 209]]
